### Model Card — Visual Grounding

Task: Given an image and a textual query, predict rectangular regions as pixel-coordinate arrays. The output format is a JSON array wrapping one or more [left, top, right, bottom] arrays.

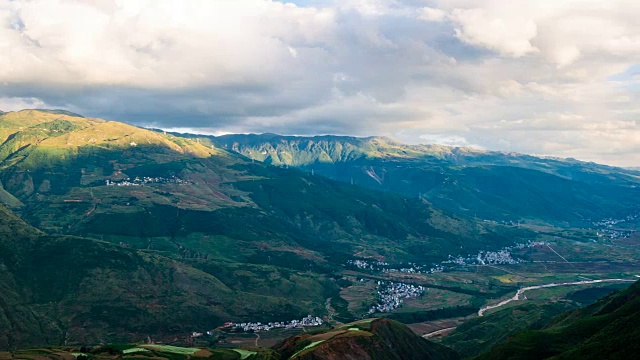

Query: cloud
[[440, 0, 640, 67], [419, 7, 446, 22], [450, 8, 538, 57], [0, 0, 638, 167], [419, 134, 480, 148], [0, 0, 337, 87], [0, 96, 48, 111]]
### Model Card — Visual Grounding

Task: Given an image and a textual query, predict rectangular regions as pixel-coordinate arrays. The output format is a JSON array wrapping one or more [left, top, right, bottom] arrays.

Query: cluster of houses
[[597, 229, 634, 241], [228, 315, 323, 333], [444, 250, 518, 266], [347, 241, 551, 277], [368, 281, 425, 314], [481, 219, 524, 226], [105, 175, 192, 187], [382, 264, 444, 275], [346, 260, 443, 275], [591, 212, 638, 228], [443, 241, 547, 267], [346, 259, 389, 271], [592, 213, 638, 241]]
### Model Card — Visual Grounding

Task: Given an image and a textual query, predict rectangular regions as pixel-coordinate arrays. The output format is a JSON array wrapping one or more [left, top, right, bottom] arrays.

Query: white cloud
[[450, 8, 538, 57], [441, 1, 640, 67], [0, 0, 336, 86], [419, 134, 480, 148], [419, 7, 446, 22], [0, 0, 639, 167], [0, 96, 48, 111]]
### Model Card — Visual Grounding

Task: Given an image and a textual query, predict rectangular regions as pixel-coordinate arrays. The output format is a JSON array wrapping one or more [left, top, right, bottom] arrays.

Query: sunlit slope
[[0, 110, 221, 170], [0, 110, 531, 265], [212, 133, 640, 184], [210, 134, 640, 225], [0, 110, 247, 213], [0, 110, 539, 350]]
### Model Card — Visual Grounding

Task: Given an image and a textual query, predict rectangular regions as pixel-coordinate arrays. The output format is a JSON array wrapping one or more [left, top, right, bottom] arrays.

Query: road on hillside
[[422, 327, 457, 339], [478, 278, 636, 316]]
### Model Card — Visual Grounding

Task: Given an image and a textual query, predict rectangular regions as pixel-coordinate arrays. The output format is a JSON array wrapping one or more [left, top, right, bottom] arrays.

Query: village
[[591, 212, 639, 241], [346, 259, 443, 274], [444, 249, 519, 266], [368, 281, 425, 314], [591, 212, 639, 228], [346, 241, 547, 275], [225, 315, 324, 333], [346, 259, 389, 271], [383, 264, 444, 275], [105, 175, 192, 187]]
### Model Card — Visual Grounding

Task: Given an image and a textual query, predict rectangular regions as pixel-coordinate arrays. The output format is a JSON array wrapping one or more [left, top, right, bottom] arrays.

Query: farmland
[[0, 110, 639, 350], [331, 226, 640, 337]]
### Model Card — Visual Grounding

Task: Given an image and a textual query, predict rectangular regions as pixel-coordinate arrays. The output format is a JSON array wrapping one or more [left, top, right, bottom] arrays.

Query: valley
[[5, 0, 640, 357], [0, 110, 638, 357], [477, 278, 637, 317]]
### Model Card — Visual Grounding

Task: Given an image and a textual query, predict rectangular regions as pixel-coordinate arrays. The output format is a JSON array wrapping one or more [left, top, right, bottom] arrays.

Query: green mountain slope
[[0, 319, 458, 360], [210, 134, 640, 225], [3, 282, 640, 359], [0, 110, 531, 265], [0, 110, 540, 348], [440, 301, 579, 358], [475, 280, 640, 360], [0, 346, 280, 360], [211, 134, 640, 185], [274, 318, 459, 360], [0, 203, 336, 350]]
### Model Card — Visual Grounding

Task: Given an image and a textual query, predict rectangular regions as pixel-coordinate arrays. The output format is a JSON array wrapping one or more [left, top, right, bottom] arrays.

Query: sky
[[0, 0, 639, 167]]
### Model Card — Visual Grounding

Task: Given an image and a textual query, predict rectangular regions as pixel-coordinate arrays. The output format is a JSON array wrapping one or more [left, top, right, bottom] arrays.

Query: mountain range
[[0, 109, 639, 358], [0, 109, 533, 347], [208, 133, 640, 227]]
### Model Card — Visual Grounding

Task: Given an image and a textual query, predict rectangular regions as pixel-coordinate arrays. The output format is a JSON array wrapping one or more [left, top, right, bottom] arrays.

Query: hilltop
[[274, 318, 459, 360]]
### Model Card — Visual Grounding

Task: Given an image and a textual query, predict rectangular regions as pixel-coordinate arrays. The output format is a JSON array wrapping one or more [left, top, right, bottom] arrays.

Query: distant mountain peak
[[365, 135, 400, 143], [0, 109, 86, 122], [26, 109, 85, 118]]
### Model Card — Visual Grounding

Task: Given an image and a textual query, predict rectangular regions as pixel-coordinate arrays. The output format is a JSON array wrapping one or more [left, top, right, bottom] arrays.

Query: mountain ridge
[[206, 133, 640, 226], [1, 109, 638, 354], [0, 109, 538, 348], [209, 133, 639, 174]]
